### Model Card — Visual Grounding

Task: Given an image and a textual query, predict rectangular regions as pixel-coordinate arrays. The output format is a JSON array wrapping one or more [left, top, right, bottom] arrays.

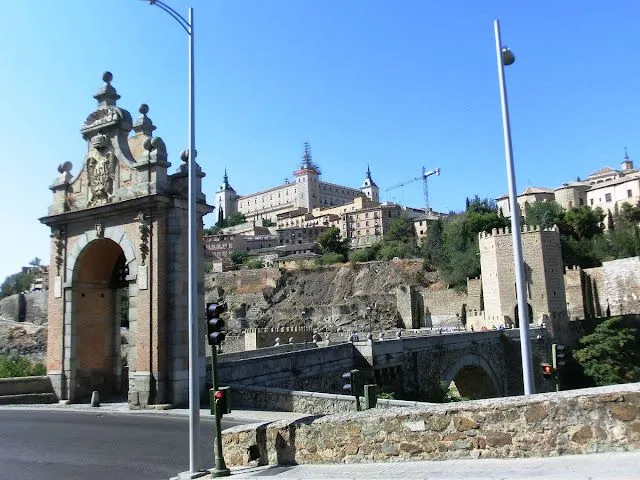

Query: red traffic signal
[[541, 363, 554, 379], [214, 390, 223, 399]]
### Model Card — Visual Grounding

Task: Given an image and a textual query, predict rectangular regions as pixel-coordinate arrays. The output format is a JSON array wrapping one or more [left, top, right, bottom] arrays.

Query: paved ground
[[0, 403, 302, 480], [217, 451, 640, 480]]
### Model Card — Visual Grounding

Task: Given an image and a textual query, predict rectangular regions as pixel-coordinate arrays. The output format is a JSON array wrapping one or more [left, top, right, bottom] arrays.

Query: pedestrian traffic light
[[541, 363, 554, 380], [206, 302, 227, 346], [210, 386, 231, 417]]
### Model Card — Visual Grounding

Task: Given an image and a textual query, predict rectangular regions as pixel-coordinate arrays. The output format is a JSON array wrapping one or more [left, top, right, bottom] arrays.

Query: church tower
[[215, 169, 238, 222], [360, 165, 379, 202], [293, 142, 320, 211]]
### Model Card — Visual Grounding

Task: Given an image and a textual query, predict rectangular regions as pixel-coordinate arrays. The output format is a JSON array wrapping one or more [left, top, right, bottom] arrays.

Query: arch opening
[[514, 302, 533, 328], [71, 238, 131, 401], [449, 365, 499, 400]]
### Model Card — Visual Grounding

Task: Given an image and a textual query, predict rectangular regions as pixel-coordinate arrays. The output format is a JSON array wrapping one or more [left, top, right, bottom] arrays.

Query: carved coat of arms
[[87, 151, 115, 207]]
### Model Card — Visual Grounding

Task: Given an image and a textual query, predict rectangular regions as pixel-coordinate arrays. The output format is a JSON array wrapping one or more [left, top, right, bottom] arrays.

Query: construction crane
[[386, 167, 441, 211]]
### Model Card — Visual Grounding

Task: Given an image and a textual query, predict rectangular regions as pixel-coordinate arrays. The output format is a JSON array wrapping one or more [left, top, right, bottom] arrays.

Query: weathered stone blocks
[[221, 383, 640, 466]]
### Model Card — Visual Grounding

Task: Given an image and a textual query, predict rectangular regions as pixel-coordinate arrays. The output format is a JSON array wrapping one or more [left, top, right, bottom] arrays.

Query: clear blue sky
[[1, 0, 639, 280]]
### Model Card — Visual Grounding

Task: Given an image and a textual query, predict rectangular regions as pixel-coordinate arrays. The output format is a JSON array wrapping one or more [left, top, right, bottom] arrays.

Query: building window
[[579, 199, 584, 206], [605, 193, 612, 202], [590, 199, 594, 205], [628, 189, 633, 198]]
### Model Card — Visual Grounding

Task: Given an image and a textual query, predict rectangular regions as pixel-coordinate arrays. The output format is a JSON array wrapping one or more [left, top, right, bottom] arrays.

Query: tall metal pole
[[187, 7, 201, 473], [143, 1, 204, 474], [493, 19, 535, 395]]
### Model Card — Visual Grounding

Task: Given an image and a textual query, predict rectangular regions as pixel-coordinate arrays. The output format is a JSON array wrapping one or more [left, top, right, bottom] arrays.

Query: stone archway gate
[[40, 72, 212, 408]]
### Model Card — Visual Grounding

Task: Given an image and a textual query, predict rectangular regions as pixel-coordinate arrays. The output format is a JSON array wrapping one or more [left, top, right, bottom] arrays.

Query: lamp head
[[501, 47, 515, 66]]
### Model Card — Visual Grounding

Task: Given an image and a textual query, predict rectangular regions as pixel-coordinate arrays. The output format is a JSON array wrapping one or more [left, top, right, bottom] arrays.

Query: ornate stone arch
[[443, 353, 504, 397], [66, 225, 137, 283]]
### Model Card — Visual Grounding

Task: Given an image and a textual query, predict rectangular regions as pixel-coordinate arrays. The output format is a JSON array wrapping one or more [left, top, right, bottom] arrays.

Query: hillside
[[207, 260, 439, 333]]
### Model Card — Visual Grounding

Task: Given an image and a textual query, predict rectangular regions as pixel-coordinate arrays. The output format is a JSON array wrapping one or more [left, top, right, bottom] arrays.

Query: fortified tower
[[360, 165, 379, 202], [294, 142, 321, 211], [479, 225, 568, 331], [40, 73, 213, 408]]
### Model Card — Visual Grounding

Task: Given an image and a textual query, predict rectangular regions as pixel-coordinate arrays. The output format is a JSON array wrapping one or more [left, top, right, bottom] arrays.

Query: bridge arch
[[443, 353, 503, 399]]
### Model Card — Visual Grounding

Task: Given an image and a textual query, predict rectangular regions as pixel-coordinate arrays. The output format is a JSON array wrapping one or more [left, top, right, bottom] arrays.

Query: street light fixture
[[141, 1, 222, 476], [493, 19, 535, 395]]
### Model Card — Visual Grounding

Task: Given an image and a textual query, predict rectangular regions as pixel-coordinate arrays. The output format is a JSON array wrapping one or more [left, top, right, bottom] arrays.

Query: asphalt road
[[0, 409, 249, 480]]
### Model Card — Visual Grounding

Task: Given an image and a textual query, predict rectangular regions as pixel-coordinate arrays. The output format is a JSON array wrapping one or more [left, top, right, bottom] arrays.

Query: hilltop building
[[214, 143, 379, 226], [497, 150, 639, 219]]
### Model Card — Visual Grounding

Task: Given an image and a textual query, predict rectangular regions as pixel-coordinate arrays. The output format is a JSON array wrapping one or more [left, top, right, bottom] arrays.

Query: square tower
[[479, 225, 567, 327]]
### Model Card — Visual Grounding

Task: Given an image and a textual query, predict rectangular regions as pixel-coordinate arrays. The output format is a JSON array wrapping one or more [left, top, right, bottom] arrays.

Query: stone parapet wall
[[217, 343, 354, 393], [222, 383, 640, 467], [230, 384, 430, 414], [218, 343, 318, 363]]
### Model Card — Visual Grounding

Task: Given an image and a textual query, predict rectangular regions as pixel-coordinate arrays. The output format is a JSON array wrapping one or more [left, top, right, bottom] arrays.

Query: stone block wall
[[217, 343, 354, 393], [564, 267, 586, 320], [418, 287, 468, 328], [603, 257, 640, 316], [222, 383, 640, 467]]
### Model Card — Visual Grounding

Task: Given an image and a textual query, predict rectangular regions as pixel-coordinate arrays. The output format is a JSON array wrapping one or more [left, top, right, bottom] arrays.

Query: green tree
[[574, 318, 640, 386], [0, 271, 35, 299], [319, 252, 345, 265], [563, 206, 604, 240], [421, 218, 445, 268], [28, 257, 42, 267], [376, 240, 415, 260], [384, 214, 415, 243], [261, 219, 276, 227], [230, 251, 248, 265], [203, 225, 222, 236], [524, 201, 564, 230], [317, 227, 348, 258], [245, 258, 264, 269], [226, 212, 247, 227]]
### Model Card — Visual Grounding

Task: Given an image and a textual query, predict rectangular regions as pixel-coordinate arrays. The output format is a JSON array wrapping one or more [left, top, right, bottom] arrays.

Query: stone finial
[[93, 71, 121, 107], [133, 103, 156, 136]]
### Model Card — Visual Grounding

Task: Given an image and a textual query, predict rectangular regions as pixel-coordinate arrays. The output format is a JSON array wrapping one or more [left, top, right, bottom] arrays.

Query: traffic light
[[342, 369, 362, 411], [342, 369, 363, 395], [210, 386, 231, 417], [553, 344, 567, 367], [541, 363, 554, 380], [206, 302, 227, 346]]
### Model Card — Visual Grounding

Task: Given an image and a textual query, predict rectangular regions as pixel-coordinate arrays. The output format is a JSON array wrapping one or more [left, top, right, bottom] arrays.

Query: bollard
[[90, 390, 100, 407]]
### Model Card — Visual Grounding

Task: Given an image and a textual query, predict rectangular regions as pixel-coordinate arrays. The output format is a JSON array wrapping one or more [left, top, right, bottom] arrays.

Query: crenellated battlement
[[244, 326, 311, 334], [478, 224, 559, 240]]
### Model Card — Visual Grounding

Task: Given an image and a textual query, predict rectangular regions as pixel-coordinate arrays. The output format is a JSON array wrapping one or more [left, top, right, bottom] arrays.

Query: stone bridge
[[217, 329, 548, 402]]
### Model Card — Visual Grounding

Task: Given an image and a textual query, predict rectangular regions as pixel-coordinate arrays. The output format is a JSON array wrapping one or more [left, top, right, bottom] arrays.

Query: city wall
[[221, 383, 640, 467], [230, 384, 431, 414]]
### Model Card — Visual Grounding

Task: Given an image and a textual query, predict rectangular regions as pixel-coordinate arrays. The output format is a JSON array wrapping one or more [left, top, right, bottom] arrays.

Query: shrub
[[319, 252, 345, 265], [245, 258, 265, 269], [0, 355, 46, 378]]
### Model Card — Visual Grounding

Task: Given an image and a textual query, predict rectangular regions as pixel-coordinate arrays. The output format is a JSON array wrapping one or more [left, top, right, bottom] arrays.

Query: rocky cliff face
[[207, 260, 437, 333], [0, 291, 48, 362]]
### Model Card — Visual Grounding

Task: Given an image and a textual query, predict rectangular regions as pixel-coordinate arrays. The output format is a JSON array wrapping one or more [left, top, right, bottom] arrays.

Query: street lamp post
[[493, 19, 535, 395], [302, 308, 308, 347], [143, 1, 210, 475]]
